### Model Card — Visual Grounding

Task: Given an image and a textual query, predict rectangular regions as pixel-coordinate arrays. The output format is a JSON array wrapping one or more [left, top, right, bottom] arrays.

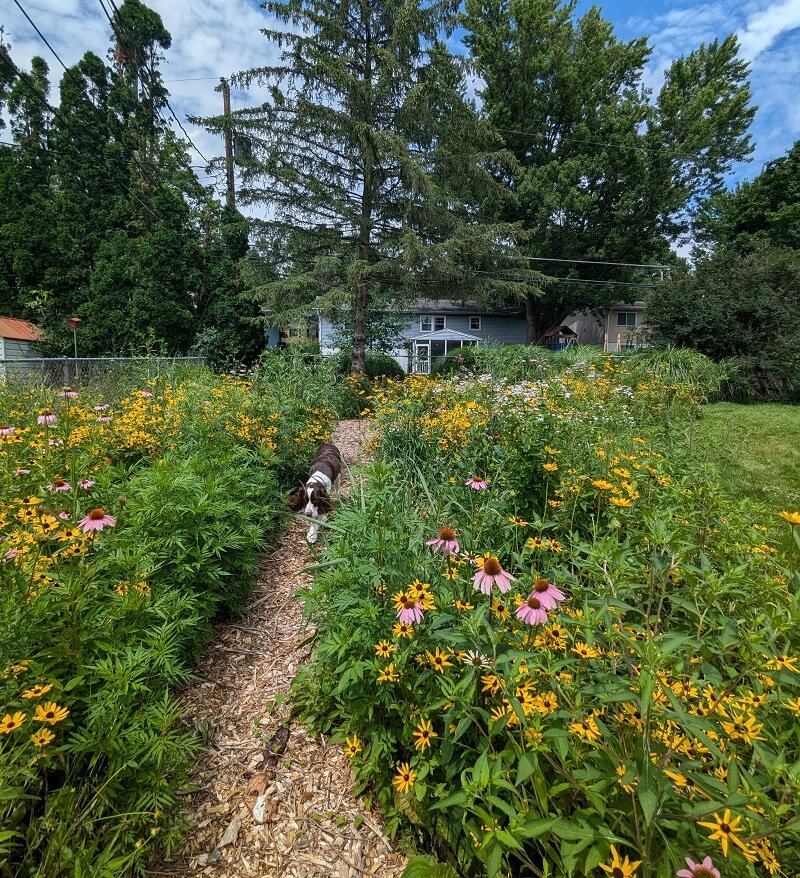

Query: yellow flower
[[720, 712, 765, 746], [377, 663, 400, 683], [543, 462, 558, 473], [22, 683, 53, 699], [392, 762, 416, 794], [442, 568, 459, 581], [778, 510, 800, 525], [609, 496, 633, 508], [0, 711, 26, 734], [599, 845, 641, 877], [785, 697, 800, 716], [592, 479, 614, 491], [568, 715, 602, 743], [412, 718, 438, 751], [454, 599, 474, 610], [343, 735, 362, 758], [374, 640, 395, 659], [616, 764, 637, 794], [393, 622, 414, 639], [526, 536, 546, 550], [508, 516, 528, 526], [32, 701, 68, 725], [698, 809, 749, 857], [425, 647, 453, 674], [481, 674, 504, 696], [31, 727, 55, 748], [766, 654, 799, 673], [572, 642, 602, 659], [3, 660, 30, 677]]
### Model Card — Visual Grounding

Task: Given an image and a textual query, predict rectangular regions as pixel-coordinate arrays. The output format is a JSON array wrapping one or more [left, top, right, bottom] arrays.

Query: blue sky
[[3, 0, 799, 195]]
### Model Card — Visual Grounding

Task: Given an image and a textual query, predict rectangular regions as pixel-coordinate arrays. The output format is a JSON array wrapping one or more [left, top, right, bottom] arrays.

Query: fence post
[[62, 357, 70, 386]]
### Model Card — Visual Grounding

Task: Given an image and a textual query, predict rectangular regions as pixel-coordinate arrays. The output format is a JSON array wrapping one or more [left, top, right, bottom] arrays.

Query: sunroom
[[410, 328, 483, 374]]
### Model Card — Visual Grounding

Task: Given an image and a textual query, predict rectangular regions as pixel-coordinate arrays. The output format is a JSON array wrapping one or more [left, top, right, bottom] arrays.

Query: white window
[[420, 315, 446, 332], [469, 316, 481, 331]]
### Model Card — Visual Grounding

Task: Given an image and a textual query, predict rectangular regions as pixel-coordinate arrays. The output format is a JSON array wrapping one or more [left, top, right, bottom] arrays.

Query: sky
[[2, 0, 800, 203]]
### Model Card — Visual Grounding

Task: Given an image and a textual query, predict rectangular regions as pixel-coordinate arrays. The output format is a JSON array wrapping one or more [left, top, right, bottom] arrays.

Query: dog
[[287, 442, 342, 544]]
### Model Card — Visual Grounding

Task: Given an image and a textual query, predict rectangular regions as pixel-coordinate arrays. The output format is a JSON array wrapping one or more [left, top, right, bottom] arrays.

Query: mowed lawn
[[687, 402, 800, 510]]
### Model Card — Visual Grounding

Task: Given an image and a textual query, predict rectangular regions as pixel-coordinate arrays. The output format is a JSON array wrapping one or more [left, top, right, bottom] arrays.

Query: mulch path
[[151, 420, 405, 878]]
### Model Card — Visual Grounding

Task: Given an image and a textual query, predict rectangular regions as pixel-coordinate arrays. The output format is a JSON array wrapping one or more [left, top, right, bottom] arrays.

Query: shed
[[0, 317, 43, 360]]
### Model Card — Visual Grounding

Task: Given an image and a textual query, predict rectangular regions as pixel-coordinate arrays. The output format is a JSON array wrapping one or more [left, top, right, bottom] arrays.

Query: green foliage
[[0, 366, 329, 875], [463, 0, 755, 338], [645, 245, 800, 400], [296, 357, 800, 876], [332, 351, 406, 381]]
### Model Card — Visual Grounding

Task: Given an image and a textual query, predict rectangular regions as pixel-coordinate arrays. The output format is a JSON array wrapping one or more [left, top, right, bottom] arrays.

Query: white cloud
[[738, 0, 800, 59]]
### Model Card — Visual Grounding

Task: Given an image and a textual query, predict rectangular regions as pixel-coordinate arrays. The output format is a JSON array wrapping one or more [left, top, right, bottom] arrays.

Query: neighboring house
[[603, 302, 648, 352], [319, 299, 528, 373], [317, 298, 648, 372], [280, 317, 319, 348], [0, 317, 43, 360]]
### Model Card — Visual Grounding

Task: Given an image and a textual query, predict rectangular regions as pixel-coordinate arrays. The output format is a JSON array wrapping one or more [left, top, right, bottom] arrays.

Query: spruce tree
[[203, 0, 542, 372]]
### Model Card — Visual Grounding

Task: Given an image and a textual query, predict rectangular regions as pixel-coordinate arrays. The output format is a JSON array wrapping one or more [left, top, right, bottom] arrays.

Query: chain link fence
[[0, 356, 205, 392]]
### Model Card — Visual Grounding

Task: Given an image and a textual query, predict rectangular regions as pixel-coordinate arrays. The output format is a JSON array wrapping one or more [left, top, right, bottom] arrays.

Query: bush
[[332, 350, 406, 380]]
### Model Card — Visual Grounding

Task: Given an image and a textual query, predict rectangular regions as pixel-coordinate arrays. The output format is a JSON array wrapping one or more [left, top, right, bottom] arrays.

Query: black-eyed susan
[[0, 711, 26, 734], [377, 664, 399, 683], [599, 845, 641, 877], [392, 622, 414, 639], [22, 683, 53, 699], [454, 599, 474, 611], [720, 712, 765, 746], [592, 479, 614, 491], [481, 674, 503, 695], [425, 647, 453, 674], [412, 718, 438, 751], [343, 735, 362, 758], [442, 568, 459, 581], [374, 640, 395, 659], [392, 762, 416, 794], [610, 496, 633, 508], [568, 715, 602, 743], [778, 510, 800, 525], [697, 809, 748, 857], [616, 764, 637, 794], [31, 727, 55, 748], [508, 516, 528, 526], [33, 701, 69, 725], [572, 641, 602, 659], [542, 462, 558, 473], [766, 654, 798, 673]]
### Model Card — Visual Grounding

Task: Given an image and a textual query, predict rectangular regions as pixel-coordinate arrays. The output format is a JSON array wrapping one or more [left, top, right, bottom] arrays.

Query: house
[[319, 299, 529, 373], [0, 317, 42, 360], [603, 302, 647, 352], [317, 299, 648, 372]]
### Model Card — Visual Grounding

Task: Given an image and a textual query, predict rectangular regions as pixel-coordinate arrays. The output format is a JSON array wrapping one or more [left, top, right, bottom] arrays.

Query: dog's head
[[287, 483, 334, 517], [287, 486, 307, 513]]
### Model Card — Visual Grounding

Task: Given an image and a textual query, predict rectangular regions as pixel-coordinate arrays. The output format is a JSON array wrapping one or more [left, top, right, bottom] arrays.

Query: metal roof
[[0, 317, 42, 341], [411, 329, 483, 342]]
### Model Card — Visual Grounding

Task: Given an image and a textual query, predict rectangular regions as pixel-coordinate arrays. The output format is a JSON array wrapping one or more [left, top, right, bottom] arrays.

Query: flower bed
[[0, 365, 334, 876], [296, 352, 800, 877]]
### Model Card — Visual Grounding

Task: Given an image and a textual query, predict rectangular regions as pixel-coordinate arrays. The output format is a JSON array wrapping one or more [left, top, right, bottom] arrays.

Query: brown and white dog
[[288, 442, 343, 544]]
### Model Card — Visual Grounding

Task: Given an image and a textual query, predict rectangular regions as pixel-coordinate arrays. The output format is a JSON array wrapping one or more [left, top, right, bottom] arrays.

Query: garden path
[[152, 420, 405, 878]]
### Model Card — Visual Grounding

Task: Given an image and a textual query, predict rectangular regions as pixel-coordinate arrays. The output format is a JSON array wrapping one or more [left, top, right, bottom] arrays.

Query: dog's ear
[[317, 491, 334, 514], [287, 487, 306, 512]]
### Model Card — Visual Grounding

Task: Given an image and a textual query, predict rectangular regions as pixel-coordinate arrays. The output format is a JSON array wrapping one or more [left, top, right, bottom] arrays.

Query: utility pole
[[220, 78, 235, 209]]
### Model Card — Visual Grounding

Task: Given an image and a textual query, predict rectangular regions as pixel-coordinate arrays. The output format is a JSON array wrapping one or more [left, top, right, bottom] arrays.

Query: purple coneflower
[[393, 591, 424, 624], [677, 857, 720, 878], [46, 478, 72, 493], [465, 476, 489, 490], [48, 438, 63, 447], [515, 594, 549, 626], [58, 388, 78, 398], [138, 390, 154, 398], [0, 425, 15, 436], [78, 508, 116, 533], [473, 556, 514, 595], [58, 511, 71, 520], [93, 404, 110, 412], [530, 578, 566, 610], [14, 468, 30, 476], [96, 416, 112, 423], [78, 479, 96, 490], [3, 549, 19, 562], [426, 527, 460, 555], [37, 412, 57, 426]]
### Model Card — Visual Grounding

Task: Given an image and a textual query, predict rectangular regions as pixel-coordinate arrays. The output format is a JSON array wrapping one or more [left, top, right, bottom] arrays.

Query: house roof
[[412, 329, 483, 342], [544, 324, 578, 337], [406, 298, 525, 316], [0, 317, 42, 342]]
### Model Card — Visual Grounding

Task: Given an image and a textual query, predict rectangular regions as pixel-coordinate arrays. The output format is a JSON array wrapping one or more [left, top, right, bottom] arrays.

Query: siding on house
[[605, 303, 648, 352], [1, 338, 36, 359]]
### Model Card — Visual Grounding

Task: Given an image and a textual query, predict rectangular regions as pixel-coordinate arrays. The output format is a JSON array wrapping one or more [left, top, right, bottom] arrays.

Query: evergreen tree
[[203, 0, 543, 372], [463, 0, 755, 341]]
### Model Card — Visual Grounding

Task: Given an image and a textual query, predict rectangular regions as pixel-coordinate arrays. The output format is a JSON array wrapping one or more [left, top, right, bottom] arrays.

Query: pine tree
[[202, 0, 543, 372]]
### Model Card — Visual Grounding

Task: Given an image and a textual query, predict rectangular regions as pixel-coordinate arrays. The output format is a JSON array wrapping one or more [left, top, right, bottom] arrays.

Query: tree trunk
[[525, 295, 542, 344], [351, 279, 369, 374]]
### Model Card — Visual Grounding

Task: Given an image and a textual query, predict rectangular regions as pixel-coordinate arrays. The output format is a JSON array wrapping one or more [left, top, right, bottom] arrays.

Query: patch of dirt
[[151, 420, 404, 878]]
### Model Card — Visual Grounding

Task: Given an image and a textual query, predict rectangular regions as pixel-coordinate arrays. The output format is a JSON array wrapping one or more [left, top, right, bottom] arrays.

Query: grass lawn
[[685, 402, 800, 510]]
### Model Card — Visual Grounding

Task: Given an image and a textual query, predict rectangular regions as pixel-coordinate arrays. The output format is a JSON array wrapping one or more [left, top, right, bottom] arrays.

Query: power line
[[521, 255, 671, 270], [10, 0, 68, 72]]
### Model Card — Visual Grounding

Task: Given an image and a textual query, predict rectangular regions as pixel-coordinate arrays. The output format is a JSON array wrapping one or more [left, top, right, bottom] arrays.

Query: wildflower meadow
[[0, 357, 336, 876], [295, 348, 800, 878]]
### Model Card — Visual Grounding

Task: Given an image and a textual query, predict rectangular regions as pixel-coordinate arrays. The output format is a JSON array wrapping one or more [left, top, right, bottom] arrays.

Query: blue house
[[319, 298, 529, 373]]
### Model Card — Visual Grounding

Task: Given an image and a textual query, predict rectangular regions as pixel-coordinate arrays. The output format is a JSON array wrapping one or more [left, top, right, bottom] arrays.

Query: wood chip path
[[151, 420, 405, 878]]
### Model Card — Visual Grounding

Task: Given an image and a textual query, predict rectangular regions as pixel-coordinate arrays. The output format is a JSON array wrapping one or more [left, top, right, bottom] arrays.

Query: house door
[[430, 340, 446, 371], [414, 343, 430, 374]]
